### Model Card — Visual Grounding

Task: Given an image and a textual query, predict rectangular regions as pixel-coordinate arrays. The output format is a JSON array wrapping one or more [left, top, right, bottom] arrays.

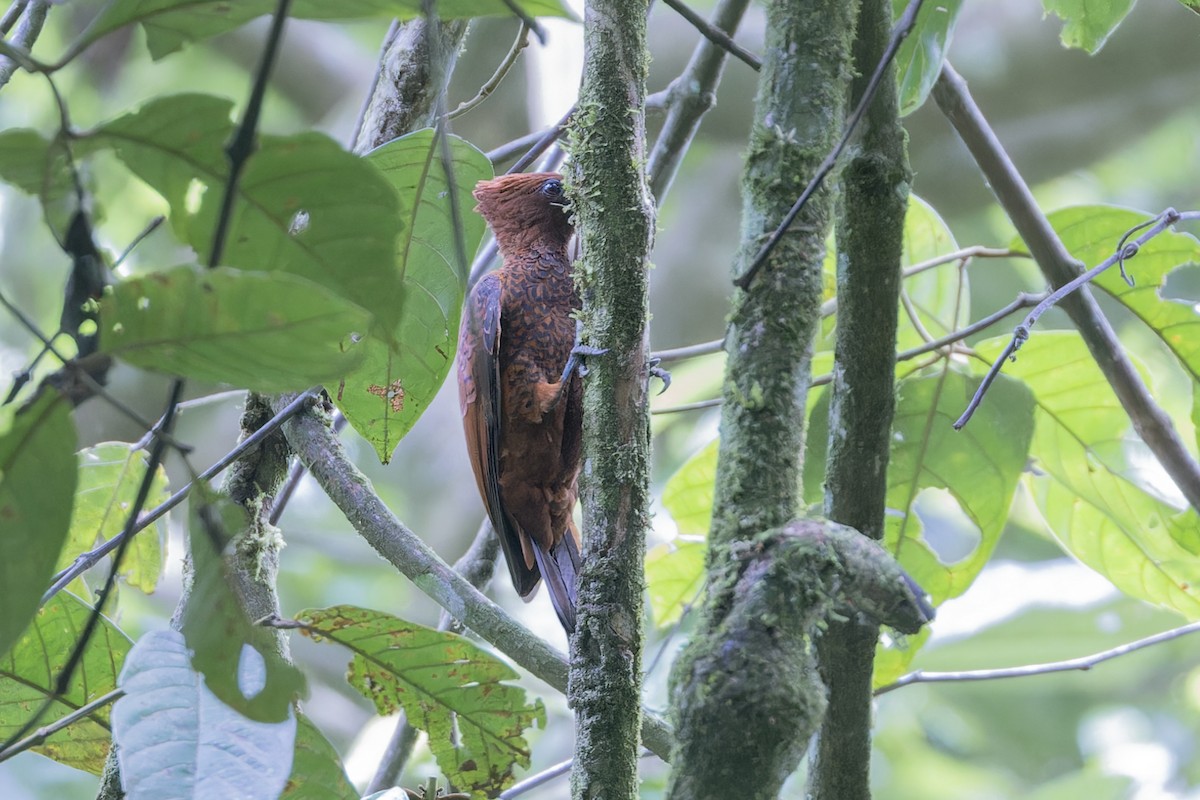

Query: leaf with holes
[[113, 630, 297, 800], [978, 333, 1200, 618], [886, 368, 1033, 604], [334, 130, 491, 462], [100, 267, 370, 392], [64, 444, 170, 597], [85, 94, 407, 329], [73, 0, 577, 61], [0, 592, 131, 774], [893, 0, 964, 115], [295, 605, 545, 797], [0, 391, 77, 660]]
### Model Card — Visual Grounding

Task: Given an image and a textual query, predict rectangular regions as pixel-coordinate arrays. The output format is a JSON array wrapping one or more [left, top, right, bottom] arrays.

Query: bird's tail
[[532, 532, 581, 634]]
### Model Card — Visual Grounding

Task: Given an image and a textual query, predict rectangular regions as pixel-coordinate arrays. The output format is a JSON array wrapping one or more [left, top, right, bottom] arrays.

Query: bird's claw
[[551, 344, 609, 409], [649, 357, 671, 395]]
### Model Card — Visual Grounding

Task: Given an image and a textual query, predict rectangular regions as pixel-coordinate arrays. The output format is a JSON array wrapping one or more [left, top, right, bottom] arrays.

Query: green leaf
[[1178, 0, 1200, 13], [893, 0, 964, 116], [645, 539, 706, 628], [280, 714, 358, 800], [896, 195, 966, 353], [0, 592, 131, 774], [662, 438, 720, 536], [100, 266, 370, 392], [74, 0, 576, 61], [887, 368, 1035, 603], [1041, 205, 1200, 383], [86, 94, 407, 329], [0, 390, 77, 659], [65, 444, 169, 595], [1042, 0, 1136, 53], [335, 130, 491, 462], [113, 630, 297, 799], [179, 497, 306, 723], [296, 605, 545, 798], [978, 333, 1200, 618]]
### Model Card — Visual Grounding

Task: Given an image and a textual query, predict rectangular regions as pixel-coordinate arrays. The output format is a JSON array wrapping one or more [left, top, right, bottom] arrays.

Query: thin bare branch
[[876, 620, 1200, 695], [659, 0, 760, 71], [0, 0, 46, 88], [448, 23, 530, 120], [0, 689, 124, 765]]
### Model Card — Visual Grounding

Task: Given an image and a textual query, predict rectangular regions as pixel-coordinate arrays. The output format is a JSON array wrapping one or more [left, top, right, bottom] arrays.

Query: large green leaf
[[887, 368, 1034, 603], [295, 605, 545, 798], [280, 714, 357, 800], [73, 0, 576, 61], [0, 391, 77, 659], [100, 266, 370, 392], [1042, 0, 1137, 53], [180, 497, 306, 724], [112, 630, 297, 800], [0, 592, 131, 775], [336, 130, 490, 462], [85, 94, 407, 329], [1041, 205, 1200, 383], [893, 0, 964, 116], [978, 333, 1200, 618], [64, 444, 170, 596], [645, 538, 706, 629]]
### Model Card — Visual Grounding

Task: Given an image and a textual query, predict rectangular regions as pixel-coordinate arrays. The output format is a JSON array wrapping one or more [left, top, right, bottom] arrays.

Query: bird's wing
[[458, 272, 542, 597]]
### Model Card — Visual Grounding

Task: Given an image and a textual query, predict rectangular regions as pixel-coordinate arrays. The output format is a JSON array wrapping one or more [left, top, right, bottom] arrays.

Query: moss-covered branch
[[667, 521, 932, 799], [808, 1, 911, 797], [664, 0, 859, 795], [568, 0, 655, 797]]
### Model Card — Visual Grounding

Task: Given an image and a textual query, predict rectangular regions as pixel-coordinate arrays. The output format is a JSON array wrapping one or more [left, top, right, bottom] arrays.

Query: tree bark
[[665, 0, 860, 796], [568, 0, 655, 797], [808, 0, 911, 797]]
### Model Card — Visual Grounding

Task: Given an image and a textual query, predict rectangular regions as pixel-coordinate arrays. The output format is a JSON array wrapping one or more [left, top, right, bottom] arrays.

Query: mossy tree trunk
[[665, 0, 860, 797], [568, 0, 654, 797], [808, 0, 911, 796]]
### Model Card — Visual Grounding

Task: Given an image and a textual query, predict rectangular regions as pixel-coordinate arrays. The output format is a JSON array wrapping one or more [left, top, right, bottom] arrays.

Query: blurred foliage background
[[2, 0, 1200, 797]]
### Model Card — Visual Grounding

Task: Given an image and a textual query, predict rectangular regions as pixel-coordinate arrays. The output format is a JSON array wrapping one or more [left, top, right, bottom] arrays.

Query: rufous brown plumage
[[456, 172, 583, 633]]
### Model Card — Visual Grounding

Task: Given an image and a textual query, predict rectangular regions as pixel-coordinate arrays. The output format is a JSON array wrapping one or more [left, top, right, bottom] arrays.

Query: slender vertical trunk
[[568, 0, 654, 797], [808, 0, 911, 797]]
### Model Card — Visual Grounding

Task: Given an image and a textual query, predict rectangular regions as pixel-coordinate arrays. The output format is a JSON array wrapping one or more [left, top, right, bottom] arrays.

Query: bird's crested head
[[473, 172, 573, 252]]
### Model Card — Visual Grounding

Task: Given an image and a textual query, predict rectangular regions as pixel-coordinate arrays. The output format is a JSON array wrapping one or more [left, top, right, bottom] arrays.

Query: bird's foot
[[649, 357, 671, 395], [550, 343, 609, 409]]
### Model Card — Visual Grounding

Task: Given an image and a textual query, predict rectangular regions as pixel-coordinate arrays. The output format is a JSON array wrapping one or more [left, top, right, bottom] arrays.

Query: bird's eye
[[540, 179, 564, 199]]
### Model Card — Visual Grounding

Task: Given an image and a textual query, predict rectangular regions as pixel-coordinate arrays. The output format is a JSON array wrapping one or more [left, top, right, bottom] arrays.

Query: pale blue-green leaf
[[113, 630, 297, 800]]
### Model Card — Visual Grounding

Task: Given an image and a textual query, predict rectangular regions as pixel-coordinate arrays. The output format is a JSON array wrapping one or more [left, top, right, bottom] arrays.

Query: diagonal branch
[[269, 395, 675, 762], [933, 62, 1200, 513]]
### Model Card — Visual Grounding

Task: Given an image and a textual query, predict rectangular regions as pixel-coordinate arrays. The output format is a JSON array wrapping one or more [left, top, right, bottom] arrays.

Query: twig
[[448, 23, 530, 120], [0, 0, 27, 35], [875, 620, 1200, 695], [498, 0, 546, 44], [44, 390, 320, 603], [652, 338, 724, 364], [899, 291, 1044, 363], [651, 397, 722, 415], [732, 0, 926, 290], [111, 216, 165, 270], [0, 0, 47, 88], [487, 129, 551, 165], [659, 0, 760, 71], [498, 758, 573, 798], [0, 688, 124, 765]]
